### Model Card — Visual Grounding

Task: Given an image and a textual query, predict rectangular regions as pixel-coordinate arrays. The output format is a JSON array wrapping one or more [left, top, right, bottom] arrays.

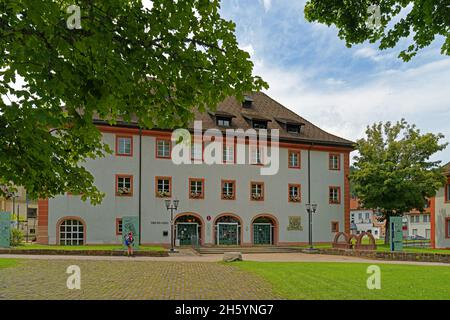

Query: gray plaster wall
[[48, 132, 348, 246]]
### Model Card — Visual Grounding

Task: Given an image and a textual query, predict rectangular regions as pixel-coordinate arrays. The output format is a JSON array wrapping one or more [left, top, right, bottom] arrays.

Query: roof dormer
[[242, 95, 254, 108], [275, 117, 305, 135]]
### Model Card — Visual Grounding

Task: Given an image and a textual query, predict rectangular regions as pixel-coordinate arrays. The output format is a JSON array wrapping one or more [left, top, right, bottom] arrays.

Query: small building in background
[[0, 186, 38, 242], [350, 197, 384, 239], [403, 206, 431, 240], [431, 162, 450, 249]]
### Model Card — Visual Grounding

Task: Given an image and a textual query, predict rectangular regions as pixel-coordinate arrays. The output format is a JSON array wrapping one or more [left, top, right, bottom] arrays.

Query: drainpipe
[[308, 143, 314, 248], [138, 128, 142, 245]]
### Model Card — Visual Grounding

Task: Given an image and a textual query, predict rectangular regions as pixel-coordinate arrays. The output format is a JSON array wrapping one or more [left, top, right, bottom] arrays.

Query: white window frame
[[329, 154, 340, 170], [118, 177, 131, 190], [223, 144, 235, 164], [289, 151, 299, 168], [117, 137, 132, 155], [59, 219, 84, 246], [190, 180, 203, 195], [329, 187, 340, 203], [157, 179, 170, 193], [222, 182, 234, 197], [250, 146, 263, 165], [157, 140, 171, 158]]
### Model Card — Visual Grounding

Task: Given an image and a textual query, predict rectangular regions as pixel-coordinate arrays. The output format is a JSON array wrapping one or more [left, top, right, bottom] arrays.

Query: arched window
[[59, 219, 84, 245]]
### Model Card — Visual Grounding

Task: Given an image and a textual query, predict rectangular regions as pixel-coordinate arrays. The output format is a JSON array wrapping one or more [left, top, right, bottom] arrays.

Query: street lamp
[[305, 203, 318, 251], [6, 191, 19, 229], [165, 199, 180, 253]]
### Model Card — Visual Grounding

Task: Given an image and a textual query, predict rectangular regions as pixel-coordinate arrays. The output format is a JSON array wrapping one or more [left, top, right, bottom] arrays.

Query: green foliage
[[10, 228, 24, 246], [304, 1, 450, 61], [0, 0, 267, 204], [351, 119, 448, 220]]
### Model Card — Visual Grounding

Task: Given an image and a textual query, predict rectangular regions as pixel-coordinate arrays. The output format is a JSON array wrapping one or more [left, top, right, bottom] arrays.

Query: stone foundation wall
[[318, 248, 450, 263], [0, 249, 169, 257]]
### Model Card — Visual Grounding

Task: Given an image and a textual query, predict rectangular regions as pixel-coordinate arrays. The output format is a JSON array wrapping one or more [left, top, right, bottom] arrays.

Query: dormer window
[[252, 120, 268, 129], [209, 111, 235, 128], [275, 117, 305, 135], [243, 95, 254, 108], [287, 124, 300, 134], [217, 117, 231, 127]]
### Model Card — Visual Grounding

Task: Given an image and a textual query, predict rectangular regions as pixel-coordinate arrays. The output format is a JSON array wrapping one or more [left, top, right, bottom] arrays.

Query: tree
[[0, 0, 267, 204], [304, 1, 450, 61], [350, 119, 448, 242]]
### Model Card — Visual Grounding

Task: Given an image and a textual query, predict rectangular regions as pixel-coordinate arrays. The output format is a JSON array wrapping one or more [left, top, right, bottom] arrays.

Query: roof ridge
[[256, 91, 354, 144]]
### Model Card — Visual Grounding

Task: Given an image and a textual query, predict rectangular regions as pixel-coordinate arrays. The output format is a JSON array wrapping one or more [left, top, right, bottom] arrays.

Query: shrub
[[10, 228, 24, 247]]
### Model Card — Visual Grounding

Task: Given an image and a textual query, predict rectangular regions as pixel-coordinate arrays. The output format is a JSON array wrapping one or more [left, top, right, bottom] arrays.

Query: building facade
[[403, 209, 431, 239], [37, 93, 354, 247], [431, 163, 450, 249], [350, 198, 384, 239], [1, 186, 38, 241]]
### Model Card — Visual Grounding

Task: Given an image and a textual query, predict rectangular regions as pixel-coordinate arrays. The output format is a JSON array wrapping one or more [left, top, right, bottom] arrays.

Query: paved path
[[0, 259, 281, 300], [2, 251, 449, 266]]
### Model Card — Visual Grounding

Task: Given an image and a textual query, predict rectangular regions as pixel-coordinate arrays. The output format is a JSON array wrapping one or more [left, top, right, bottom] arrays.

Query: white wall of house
[[350, 209, 381, 239], [404, 213, 431, 239], [47, 131, 349, 246], [434, 181, 450, 248]]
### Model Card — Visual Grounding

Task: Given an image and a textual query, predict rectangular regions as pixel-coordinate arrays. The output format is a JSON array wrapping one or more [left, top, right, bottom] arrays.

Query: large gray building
[[37, 93, 354, 247]]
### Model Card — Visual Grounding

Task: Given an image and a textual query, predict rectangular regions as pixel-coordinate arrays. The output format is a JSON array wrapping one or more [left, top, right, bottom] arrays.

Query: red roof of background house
[[350, 197, 361, 210]]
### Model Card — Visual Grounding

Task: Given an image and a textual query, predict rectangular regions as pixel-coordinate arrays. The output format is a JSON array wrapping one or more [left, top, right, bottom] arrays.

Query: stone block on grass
[[223, 252, 243, 262]]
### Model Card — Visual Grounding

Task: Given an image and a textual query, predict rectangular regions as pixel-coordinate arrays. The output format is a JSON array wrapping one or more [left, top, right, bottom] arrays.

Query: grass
[[299, 239, 450, 255], [0, 259, 18, 269], [12, 244, 166, 252], [233, 261, 450, 300]]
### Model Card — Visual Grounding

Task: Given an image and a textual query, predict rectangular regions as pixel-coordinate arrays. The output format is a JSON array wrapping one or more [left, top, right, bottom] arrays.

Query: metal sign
[[0, 212, 11, 248], [390, 216, 403, 252], [122, 216, 139, 250]]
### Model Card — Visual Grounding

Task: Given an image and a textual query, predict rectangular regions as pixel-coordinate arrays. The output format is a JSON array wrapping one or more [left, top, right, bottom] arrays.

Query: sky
[[219, 0, 450, 165]]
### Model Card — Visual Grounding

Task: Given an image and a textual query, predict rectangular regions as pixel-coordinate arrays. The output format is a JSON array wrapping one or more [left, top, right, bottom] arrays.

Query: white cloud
[[354, 47, 383, 61], [261, 0, 272, 12], [253, 58, 450, 162], [240, 44, 255, 57]]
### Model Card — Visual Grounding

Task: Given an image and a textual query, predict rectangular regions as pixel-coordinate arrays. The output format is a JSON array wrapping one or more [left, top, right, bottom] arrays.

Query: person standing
[[124, 231, 134, 257]]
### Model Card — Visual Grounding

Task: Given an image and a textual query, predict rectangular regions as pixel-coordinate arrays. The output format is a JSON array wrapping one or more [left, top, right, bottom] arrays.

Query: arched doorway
[[252, 215, 278, 245], [214, 214, 242, 245], [57, 217, 86, 246], [175, 214, 203, 246]]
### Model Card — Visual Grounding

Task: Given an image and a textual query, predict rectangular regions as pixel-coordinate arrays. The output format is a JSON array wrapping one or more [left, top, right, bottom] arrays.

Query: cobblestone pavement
[[2, 251, 449, 266], [0, 259, 281, 300]]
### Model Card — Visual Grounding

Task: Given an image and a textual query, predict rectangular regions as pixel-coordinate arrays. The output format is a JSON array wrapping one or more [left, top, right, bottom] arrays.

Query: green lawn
[[0, 259, 18, 269], [300, 240, 450, 255], [234, 261, 450, 300], [12, 244, 166, 252]]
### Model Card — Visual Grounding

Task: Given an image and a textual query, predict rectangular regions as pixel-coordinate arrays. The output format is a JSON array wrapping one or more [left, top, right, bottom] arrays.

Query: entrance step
[[196, 246, 301, 255]]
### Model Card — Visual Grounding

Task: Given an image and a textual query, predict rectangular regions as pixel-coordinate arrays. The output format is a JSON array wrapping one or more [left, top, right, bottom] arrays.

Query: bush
[[10, 228, 24, 246]]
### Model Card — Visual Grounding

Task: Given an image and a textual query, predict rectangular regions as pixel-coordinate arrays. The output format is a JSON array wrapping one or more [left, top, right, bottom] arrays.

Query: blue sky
[[220, 0, 450, 165]]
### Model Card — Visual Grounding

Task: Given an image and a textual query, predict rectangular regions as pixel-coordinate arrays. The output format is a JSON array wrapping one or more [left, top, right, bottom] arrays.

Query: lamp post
[[305, 203, 318, 251], [6, 192, 19, 229], [165, 199, 179, 253]]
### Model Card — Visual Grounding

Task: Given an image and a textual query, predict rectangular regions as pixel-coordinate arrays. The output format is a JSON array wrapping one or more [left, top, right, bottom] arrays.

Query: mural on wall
[[122, 216, 139, 250], [0, 212, 11, 248], [287, 216, 303, 231]]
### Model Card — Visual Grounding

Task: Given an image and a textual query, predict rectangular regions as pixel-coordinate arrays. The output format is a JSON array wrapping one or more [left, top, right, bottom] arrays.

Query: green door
[[217, 223, 239, 245], [253, 223, 272, 245], [177, 223, 198, 245]]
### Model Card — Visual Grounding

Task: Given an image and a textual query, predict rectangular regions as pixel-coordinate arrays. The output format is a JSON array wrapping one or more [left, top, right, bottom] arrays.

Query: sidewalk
[[2, 250, 450, 266]]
